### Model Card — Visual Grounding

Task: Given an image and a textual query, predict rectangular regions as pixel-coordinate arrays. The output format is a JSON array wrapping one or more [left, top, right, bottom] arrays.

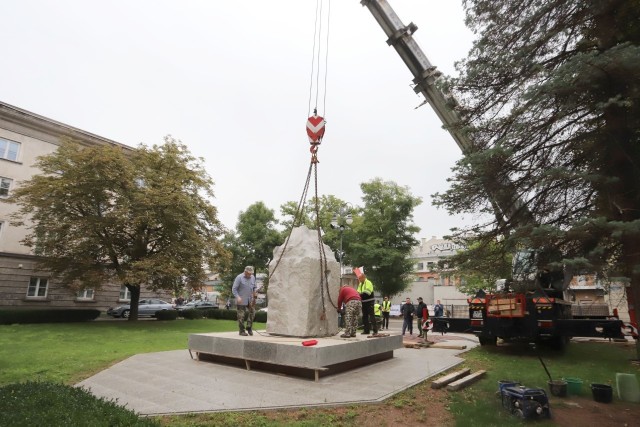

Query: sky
[[1, 0, 478, 239]]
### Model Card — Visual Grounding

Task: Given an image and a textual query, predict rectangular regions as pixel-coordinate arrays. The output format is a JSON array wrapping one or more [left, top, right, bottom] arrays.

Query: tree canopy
[[348, 179, 421, 298], [9, 137, 228, 320], [434, 1, 640, 294], [219, 201, 282, 298]]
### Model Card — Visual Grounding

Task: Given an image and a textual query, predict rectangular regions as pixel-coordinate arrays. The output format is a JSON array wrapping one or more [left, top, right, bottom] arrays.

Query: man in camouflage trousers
[[337, 283, 362, 338]]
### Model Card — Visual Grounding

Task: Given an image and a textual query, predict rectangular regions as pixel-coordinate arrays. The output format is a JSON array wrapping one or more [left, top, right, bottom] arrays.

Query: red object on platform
[[302, 339, 318, 346]]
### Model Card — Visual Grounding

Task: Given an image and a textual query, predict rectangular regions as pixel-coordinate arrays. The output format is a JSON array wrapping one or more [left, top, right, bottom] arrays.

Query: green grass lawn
[[2, 320, 638, 426], [0, 319, 238, 386], [448, 341, 640, 426]]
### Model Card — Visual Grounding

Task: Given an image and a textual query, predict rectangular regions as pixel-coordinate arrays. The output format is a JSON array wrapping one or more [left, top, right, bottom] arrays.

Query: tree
[[8, 137, 228, 320], [349, 179, 421, 298], [219, 202, 282, 297], [433, 1, 640, 351], [439, 236, 513, 296]]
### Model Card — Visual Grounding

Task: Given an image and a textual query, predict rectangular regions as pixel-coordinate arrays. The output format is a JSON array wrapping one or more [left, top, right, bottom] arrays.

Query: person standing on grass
[[401, 297, 415, 336], [232, 266, 256, 336], [337, 284, 362, 338]]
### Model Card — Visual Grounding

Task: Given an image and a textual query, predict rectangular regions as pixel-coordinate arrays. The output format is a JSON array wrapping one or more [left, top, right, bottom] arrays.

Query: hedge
[[0, 381, 158, 427], [179, 308, 267, 322], [0, 309, 101, 325], [154, 310, 178, 321]]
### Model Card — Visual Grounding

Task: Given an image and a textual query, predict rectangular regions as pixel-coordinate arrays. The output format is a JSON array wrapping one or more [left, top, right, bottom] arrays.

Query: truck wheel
[[479, 335, 497, 346], [122, 310, 130, 319], [548, 336, 569, 351]]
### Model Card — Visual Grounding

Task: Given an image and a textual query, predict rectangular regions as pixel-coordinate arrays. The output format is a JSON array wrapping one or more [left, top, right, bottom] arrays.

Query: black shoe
[[239, 331, 248, 336], [247, 328, 253, 336], [350, 334, 356, 337]]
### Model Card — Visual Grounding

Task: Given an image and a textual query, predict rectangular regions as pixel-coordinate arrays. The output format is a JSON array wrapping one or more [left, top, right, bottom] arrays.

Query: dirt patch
[[550, 396, 640, 427], [250, 388, 640, 427]]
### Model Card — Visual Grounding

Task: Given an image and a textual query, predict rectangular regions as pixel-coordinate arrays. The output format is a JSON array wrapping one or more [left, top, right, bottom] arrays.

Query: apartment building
[[0, 101, 170, 312]]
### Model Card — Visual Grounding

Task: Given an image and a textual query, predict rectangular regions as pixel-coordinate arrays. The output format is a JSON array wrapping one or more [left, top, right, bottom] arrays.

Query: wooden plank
[[431, 343, 467, 350], [446, 370, 487, 391], [431, 368, 471, 389]]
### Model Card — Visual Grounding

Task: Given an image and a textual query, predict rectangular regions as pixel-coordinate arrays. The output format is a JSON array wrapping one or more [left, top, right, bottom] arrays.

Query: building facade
[[0, 101, 170, 312]]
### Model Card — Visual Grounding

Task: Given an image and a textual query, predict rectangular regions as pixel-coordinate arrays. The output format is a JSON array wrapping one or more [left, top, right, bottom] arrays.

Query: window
[[0, 138, 20, 161], [416, 262, 424, 270], [27, 277, 48, 297], [0, 177, 12, 197], [119, 285, 131, 301], [76, 289, 94, 300], [427, 262, 435, 270]]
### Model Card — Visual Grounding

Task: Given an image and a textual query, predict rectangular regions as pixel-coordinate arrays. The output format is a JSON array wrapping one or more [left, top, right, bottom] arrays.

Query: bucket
[[498, 380, 520, 393], [616, 373, 640, 403], [591, 384, 613, 403], [548, 379, 567, 397], [563, 377, 583, 395]]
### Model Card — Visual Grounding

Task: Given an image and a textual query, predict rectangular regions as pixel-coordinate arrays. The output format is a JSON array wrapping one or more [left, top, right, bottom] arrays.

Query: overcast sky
[[1, 0, 478, 239]]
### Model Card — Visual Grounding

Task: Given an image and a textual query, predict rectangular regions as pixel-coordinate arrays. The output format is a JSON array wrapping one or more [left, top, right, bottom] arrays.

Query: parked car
[[106, 299, 175, 318], [176, 301, 219, 311]]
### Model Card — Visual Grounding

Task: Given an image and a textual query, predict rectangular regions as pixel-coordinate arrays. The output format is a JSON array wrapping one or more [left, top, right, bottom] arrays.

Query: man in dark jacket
[[401, 297, 415, 335]]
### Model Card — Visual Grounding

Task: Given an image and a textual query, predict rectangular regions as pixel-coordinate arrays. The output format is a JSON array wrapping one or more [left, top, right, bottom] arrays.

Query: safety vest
[[357, 279, 374, 296], [374, 303, 381, 316], [382, 300, 391, 312]]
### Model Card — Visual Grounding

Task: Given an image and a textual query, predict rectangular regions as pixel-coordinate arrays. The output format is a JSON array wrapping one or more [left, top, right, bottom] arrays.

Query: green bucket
[[563, 377, 583, 395]]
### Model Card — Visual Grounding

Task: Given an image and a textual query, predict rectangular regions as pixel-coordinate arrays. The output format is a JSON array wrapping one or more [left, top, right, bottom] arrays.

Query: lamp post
[[330, 206, 353, 284]]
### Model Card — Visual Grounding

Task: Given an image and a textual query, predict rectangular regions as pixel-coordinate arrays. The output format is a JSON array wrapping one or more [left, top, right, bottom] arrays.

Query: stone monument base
[[188, 331, 403, 382]]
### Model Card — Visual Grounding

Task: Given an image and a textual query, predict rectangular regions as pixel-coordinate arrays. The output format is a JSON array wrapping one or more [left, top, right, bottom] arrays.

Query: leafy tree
[[439, 236, 513, 296], [279, 195, 354, 264], [8, 137, 228, 320], [349, 179, 421, 298], [219, 202, 282, 297], [433, 1, 640, 352]]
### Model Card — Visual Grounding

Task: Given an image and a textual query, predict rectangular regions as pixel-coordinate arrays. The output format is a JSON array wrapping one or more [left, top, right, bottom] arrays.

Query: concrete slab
[[76, 329, 479, 416], [188, 331, 403, 380]]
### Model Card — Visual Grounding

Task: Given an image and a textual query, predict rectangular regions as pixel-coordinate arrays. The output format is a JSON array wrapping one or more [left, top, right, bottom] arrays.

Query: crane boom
[[360, 0, 471, 154], [361, 0, 537, 233]]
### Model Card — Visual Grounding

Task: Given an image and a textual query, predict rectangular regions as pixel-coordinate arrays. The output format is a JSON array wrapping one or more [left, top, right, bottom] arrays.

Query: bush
[[180, 309, 204, 320], [0, 309, 101, 325], [154, 310, 178, 321], [0, 381, 158, 427]]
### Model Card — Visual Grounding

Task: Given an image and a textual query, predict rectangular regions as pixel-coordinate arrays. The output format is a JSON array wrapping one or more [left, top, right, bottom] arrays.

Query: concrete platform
[[76, 328, 479, 416], [188, 331, 403, 381]]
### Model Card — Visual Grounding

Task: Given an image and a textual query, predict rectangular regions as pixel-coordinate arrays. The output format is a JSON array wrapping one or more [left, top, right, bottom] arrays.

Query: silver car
[[107, 299, 175, 318]]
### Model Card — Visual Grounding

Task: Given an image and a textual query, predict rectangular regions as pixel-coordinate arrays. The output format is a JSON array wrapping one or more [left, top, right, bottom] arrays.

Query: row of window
[[0, 137, 20, 162], [415, 262, 436, 270], [26, 277, 131, 300], [0, 137, 21, 199]]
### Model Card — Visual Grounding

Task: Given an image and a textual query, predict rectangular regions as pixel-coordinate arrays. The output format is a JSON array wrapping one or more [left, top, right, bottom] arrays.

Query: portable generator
[[501, 385, 551, 419]]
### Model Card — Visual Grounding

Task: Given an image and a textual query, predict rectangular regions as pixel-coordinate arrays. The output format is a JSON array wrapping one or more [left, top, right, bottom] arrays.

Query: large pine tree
[[434, 0, 640, 340]]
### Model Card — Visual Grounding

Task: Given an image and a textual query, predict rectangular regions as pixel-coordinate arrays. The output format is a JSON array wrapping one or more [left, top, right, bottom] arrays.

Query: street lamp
[[330, 206, 353, 284]]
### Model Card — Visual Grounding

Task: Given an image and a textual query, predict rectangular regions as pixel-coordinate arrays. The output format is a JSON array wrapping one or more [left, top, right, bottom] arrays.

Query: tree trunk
[[127, 284, 141, 321]]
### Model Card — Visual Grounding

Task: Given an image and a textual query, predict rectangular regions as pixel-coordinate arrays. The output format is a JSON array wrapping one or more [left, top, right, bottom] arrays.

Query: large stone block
[[267, 226, 339, 337]]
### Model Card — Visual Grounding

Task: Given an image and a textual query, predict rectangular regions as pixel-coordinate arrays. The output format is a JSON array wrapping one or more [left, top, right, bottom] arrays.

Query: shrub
[[0, 381, 158, 427], [154, 310, 178, 321], [0, 309, 101, 325], [180, 309, 204, 320], [253, 310, 267, 323]]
